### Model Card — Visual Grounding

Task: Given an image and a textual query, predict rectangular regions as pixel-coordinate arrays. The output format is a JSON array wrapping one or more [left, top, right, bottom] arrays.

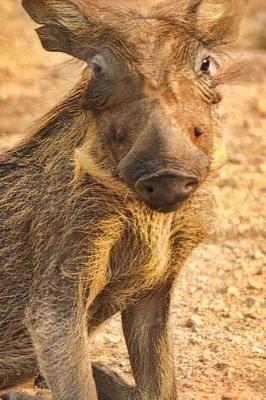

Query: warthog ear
[[22, 0, 98, 62], [191, 0, 245, 45]]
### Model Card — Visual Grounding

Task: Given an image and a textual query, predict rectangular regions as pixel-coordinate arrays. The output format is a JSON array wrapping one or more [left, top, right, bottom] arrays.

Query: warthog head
[[23, 0, 242, 212]]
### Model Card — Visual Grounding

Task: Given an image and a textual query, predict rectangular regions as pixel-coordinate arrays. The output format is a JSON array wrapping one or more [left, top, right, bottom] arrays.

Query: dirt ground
[[0, 1, 265, 400]]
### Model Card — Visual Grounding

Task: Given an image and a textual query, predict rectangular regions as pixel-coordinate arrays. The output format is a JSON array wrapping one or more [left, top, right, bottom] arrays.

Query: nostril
[[143, 184, 154, 193], [194, 127, 203, 138], [135, 179, 155, 198]]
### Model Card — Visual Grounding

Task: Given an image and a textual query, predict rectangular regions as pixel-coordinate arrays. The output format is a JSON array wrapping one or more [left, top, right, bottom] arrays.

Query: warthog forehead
[[103, 17, 200, 72]]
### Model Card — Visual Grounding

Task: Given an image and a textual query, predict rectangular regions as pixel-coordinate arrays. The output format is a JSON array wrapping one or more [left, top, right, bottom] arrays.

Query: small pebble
[[185, 315, 203, 328], [199, 350, 211, 363], [222, 394, 239, 400], [105, 334, 121, 344], [243, 312, 257, 320], [189, 337, 202, 345], [247, 278, 263, 290], [221, 311, 231, 318], [230, 335, 243, 345], [257, 96, 266, 114], [250, 250, 264, 260], [215, 362, 228, 370], [251, 345, 264, 354], [227, 286, 240, 296], [258, 162, 266, 173], [244, 297, 256, 307], [228, 154, 244, 164]]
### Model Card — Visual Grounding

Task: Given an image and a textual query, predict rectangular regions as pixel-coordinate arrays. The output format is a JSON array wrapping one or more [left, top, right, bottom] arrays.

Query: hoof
[[0, 393, 35, 400], [0, 392, 48, 400]]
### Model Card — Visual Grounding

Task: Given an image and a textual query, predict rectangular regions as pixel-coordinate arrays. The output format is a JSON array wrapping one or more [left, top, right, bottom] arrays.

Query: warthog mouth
[[142, 199, 186, 213]]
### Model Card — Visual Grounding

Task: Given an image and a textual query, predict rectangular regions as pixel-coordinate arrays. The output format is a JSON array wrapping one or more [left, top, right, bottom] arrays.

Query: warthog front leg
[[122, 279, 176, 400], [20, 278, 97, 400]]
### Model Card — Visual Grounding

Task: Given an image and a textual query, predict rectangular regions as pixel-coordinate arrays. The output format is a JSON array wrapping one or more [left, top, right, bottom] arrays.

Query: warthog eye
[[91, 61, 102, 77], [199, 55, 219, 76], [90, 55, 107, 79], [200, 56, 210, 72], [91, 60, 104, 78]]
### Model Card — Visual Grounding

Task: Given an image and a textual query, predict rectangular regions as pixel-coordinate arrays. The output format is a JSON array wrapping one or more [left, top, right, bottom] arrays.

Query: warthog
[[0, 0, 242, 399]]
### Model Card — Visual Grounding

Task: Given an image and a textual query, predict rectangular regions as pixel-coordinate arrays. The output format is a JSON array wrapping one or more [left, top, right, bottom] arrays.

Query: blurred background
[[0, 1, 265, 399]]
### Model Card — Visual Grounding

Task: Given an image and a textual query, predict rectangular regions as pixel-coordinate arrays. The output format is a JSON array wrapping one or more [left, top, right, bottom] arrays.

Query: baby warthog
[[0, 0, 242, 399]]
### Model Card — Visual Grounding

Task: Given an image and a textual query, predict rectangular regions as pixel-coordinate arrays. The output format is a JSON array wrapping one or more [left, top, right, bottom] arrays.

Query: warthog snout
[[135, 170, 199, 212]]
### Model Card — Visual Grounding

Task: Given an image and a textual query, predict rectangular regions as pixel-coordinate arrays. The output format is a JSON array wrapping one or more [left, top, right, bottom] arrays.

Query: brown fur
[[0, 1, 243, 399]]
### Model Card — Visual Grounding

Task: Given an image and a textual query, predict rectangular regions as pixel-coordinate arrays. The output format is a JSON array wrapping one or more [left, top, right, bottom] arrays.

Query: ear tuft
[[36, 25, 71, 54], [22, 0, 93, 61], [192, 0, 246, 45], [22, 0, 88, 27], [22, 0, 49, 25]]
